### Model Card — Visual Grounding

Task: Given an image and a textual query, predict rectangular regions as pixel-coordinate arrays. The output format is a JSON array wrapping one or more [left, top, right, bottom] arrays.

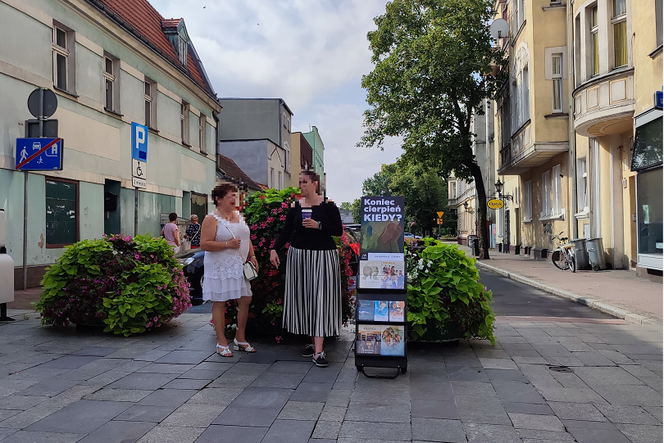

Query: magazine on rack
[[388, 301, 405, 322], [374, 301, 389, 321], [357, 324, 405, 357], [357, 300, 374, 321]]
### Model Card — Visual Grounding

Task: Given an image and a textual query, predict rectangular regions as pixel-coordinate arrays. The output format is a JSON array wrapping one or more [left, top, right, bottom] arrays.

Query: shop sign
[[487, 199, 504, 209]]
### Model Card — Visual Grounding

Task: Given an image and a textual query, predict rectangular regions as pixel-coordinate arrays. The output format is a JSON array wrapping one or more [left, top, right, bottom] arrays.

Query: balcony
[[498, 120, 568, 175], [573, 68, 635, 137]]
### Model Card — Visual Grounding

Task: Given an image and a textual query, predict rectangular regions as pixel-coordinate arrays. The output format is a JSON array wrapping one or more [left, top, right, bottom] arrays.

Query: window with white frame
[[590, 5, 600, 76], [577, 158, 588, 212], [552, 164, 562, 216], [541, 170, 552, 218], [278, 171, 283, 190], [516, 0, 526, 31], [512, 45, 530, 131], [53, 24, 75, 93], [283, 141, 290, 173], [103, 54, 120, 113], [270, 168, 275, 188], [178, 36, 187, 67], [523, 180, 532, 221], [552, 53, 563, 112], [612, 0, 627, 68], [144, 78, 157, 129], [198, 114, 207, 154], [181, 102, 190, 145], [451, 182, 457, 199]]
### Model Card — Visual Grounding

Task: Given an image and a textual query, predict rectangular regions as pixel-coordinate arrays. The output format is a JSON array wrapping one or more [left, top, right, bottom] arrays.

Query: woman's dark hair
[[300, 169, 321, 193], [168, 212, 177, 222], [212, 183, 238, 206]]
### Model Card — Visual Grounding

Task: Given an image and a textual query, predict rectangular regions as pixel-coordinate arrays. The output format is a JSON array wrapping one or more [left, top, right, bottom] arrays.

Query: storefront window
[[637, 168, 663, 256], [631, 117, 663, 171]]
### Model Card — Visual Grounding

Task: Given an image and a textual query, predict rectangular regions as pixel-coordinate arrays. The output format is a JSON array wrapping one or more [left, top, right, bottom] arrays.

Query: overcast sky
[[150, 0, 402, 203]]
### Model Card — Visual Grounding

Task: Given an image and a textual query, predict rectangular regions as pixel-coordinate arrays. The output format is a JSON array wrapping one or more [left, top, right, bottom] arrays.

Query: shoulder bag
[[221, 219, 258, 281]]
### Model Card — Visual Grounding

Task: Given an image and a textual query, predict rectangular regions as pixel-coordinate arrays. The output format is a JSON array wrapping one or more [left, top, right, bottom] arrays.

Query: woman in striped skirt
[[270, 170, 343, 367]]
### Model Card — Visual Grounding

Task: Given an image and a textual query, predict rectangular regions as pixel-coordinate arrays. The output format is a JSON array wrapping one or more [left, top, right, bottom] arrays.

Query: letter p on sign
[[131, 122, 148, 162]]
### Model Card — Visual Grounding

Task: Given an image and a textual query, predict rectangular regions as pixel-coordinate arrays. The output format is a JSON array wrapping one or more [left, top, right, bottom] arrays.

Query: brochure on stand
[[357, 324, 405, 357]]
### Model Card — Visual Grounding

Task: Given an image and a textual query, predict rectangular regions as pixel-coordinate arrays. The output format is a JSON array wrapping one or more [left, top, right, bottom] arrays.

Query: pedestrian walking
[[161, 212, 180, 253], [200, 184, 259, 357], [269, 170, 343, 367], [185, 214, 202, 248]]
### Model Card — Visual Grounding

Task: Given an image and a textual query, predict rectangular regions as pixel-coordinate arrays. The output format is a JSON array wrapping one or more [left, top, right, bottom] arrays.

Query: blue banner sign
[[15, 138, 63, 171]]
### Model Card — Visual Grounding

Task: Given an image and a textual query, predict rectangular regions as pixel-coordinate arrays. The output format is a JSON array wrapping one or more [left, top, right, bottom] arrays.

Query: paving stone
[[615, 423, 664, 443], [108, 373, 179, 391], [452, 381, 497, 397], [212, 405, 280, 427], [178, 368, 229, 380], [277, 401, 324, 420], [250, 372, 305, 389], [291, 382, 332, 402], [25, 400, 131, 434], [135, 363, 195, 374], [195, 424, 267, 443], [479, 358, 519, 370], [595, 404, 662, 425], [7, 367, 69, 381], [319, 405, 346, 422], [135, 425, 204, 443], [186, 387, 243, 406], [502, 402, 553, 415], [208, 374, 260, 389], [0, 428, 19, 441], [309, 439, 336, 443], [516, 428, 576, 442], [0, 394, 47, 410], [345, 402, 410, 423], [262, 419, 315, 443], [303, 364, 342, 384], [155, 351, 212, 365], [571, 351, 616, 367], [537, 387, 608, 404], [266, 361, 314, 374], [484, 369, 529, 382], [76, 420, 155, 443], [72, 347, 119, 357], [492, 380, 545, 404], [512, 356, 550, 365], [456, 395, 511, 425], [464, 422, 522, 443], [547, 402, 606, 422], [0, 409, 20, 422], [642, 406, 663, 423], [574, 366, 645, 386], [593, 384, 663, 407], [38, 356, 100, 369], [509, 413, 565, 431], [563, 420, 631, 443], [409, 400, 458, 420], [446, 366, 489, 382], [133, 350, 171, 362], [138, 389, 197, 407], [0, 430, 84, 442], [325, 390, 351, 407], [18, 378, 80, 398], [84, 388, 152, 402], [312, 420, 342, 440], [114, 405, 178, 422], [159, 403, 220, 428], [162, 378, 210, 390], [338, 421, 411, 441], [411, 418, 466, 442]]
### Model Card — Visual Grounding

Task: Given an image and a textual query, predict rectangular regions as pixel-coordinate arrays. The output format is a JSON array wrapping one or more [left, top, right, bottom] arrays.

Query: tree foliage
[[358, 0, 506, 258]]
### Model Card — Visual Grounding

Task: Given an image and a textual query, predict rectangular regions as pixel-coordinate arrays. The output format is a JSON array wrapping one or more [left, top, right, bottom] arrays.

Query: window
[[178, 37, 187, 66], [46, 178, 78, 247], [53, 24, 75, 93], [278, 171, 282, 190], [103, 54, 120, 113], [144, 78, 157, 129], [523, 180, 532, 221], [181, 102, 190, 145], [451, 182, 457, 199], [199, 114, 207, 154], [590, 5, 600, 76], [612, 0, 627, 67], [552, 53, 563, 112], [270, 168, 275, 188], [577, 158, 588, 212], [552, 164, 562, 216], [516, 0, 525, 30], [541, 170, 552, 218], [512, 45, 530, 131]]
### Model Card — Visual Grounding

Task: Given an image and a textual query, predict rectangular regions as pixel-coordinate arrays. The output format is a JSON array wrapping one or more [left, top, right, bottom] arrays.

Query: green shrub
[[406, 238, 495, 344], [36, 234, 191, 336]]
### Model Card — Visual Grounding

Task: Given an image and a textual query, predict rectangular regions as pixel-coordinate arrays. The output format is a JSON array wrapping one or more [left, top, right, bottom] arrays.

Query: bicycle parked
[[550, 232, 576, 273]]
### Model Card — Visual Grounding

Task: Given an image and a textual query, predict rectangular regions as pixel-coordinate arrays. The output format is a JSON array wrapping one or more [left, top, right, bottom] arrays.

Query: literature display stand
[[355, 196, 408, 377]]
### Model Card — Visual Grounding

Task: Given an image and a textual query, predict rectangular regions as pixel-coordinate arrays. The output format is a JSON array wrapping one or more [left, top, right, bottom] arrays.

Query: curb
[[475, 261, 654, 325]]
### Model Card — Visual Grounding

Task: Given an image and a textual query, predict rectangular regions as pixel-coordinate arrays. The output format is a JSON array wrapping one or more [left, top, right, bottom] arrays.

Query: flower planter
[[409, 319, 461, 343]]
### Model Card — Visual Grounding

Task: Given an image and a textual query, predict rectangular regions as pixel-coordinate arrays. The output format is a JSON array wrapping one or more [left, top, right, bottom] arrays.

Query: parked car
[[404, 232, 422, 240], [179, 227, 361, 305]]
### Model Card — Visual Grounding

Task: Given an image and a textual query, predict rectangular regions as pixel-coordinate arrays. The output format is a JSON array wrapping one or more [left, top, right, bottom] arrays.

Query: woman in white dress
[[200, 184, 259, 357]]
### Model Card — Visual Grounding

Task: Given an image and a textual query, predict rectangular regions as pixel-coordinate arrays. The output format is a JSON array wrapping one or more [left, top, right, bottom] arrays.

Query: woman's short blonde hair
[[190, 214, 199, 221]]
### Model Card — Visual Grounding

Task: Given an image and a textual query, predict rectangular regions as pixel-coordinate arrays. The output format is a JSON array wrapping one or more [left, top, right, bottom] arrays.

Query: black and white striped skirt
[[283, 247, 342, 337]]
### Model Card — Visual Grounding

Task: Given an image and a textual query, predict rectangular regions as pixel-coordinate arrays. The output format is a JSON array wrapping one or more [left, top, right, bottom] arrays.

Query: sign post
[[355, 196, 408, 377], [131, 123, 148, 236]]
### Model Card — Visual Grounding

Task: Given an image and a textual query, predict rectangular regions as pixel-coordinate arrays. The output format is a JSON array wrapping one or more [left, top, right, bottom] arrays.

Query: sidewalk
[[454, 243, 663, 324]]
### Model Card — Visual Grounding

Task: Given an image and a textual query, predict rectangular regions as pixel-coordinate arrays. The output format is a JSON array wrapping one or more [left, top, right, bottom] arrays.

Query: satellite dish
[[489, 19, 509, 41]]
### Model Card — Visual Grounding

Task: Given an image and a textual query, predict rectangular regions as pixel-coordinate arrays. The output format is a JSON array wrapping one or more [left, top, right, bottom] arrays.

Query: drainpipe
[[568, 0, 578, 240]]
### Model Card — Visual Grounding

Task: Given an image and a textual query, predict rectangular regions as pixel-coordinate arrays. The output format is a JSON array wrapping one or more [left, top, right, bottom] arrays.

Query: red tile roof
[[89, 0, 215, 98], [217, 154, 263, 191]]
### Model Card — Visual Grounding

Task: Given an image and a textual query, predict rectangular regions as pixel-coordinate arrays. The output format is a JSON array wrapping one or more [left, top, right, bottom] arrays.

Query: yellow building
[[493, 0, 572, 257], [289, 132, 314, 187], [572, 0, 662, 274]]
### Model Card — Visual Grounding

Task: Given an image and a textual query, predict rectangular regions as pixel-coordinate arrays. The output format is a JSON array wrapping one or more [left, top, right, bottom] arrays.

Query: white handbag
[[222, 221, 258, 281]]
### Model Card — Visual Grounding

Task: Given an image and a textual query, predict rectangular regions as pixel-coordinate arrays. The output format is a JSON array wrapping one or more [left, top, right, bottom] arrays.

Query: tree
[[358, 0, 506, 259], [362, 163, 398, 196], [340, 200, 362, 224]]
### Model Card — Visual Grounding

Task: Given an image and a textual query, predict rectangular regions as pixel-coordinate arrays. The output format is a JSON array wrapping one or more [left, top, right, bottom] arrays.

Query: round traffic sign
[[487, 199, 505, 210], [27, 88, 58, 119]]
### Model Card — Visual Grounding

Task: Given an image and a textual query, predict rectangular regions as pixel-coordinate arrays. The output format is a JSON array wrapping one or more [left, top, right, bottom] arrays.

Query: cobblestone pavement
[[0, 311, 661, 443]]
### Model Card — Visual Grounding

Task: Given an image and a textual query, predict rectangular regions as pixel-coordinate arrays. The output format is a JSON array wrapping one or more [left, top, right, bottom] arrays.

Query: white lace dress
[[202, 213, 252, 302]]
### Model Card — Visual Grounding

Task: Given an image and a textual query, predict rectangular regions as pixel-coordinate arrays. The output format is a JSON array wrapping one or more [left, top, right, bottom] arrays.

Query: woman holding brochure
[[270, 170, 343, 367]]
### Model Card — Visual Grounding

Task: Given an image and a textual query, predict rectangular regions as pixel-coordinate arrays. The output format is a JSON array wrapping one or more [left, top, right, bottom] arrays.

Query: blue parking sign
[[131, 122, 148, 162]]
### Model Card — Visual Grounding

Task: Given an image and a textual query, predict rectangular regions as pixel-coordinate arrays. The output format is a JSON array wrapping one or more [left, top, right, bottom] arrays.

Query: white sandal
[[216, 343, 233, 357], [234, 338, 257, 353]]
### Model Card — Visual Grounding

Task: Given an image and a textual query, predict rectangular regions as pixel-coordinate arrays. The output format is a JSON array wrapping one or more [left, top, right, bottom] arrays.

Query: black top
[[185, 223, 201, 247], [273, 200, 343, 251]]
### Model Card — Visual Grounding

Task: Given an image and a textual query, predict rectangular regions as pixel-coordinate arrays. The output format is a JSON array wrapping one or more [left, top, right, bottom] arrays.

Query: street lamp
[[494, 179, 514, 201]]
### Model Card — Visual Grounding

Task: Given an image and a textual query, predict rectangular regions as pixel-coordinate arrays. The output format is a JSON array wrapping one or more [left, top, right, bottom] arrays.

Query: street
[[0, 269, 661, 443]]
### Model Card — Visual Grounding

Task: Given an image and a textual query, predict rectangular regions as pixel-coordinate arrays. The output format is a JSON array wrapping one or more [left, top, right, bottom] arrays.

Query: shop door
[[504, 209, 511, 252], [191, 192, 208, 222], [104, 179, 121, 236]]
